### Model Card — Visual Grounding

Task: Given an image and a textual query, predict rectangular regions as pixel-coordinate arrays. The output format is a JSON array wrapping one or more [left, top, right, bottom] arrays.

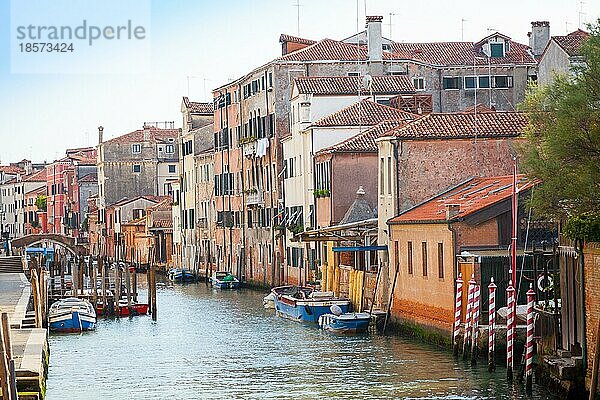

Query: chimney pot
[[445, 204, 461, 220], [356, 186, 365, 196], [366, 15, 383, 71], [98, 126, 104, 144], [530, 21, 550, 57]]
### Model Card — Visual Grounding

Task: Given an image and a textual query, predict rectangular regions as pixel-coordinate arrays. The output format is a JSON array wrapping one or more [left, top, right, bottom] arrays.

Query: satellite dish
[[362, 74, 373, 91]]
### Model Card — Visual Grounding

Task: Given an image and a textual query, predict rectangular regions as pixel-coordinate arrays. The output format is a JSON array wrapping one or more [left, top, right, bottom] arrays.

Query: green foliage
[[287, 224, 304, 235], [313, 189, 330, 198], [35, 195, 47, 211], [517, 19, 600, 219], [563, 212, 600, 241]]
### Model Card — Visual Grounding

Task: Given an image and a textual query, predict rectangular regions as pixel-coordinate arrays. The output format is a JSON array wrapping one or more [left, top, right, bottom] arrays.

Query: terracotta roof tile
[[279, 38, 369, 62], [279, 34, 316, 46], [552, 29, 590, 56], [149, 198, 173, 211], [183, 97, 213, 114], [388, 39, 536, 66], [389, 175, 537, 224], [78, 173, 98, 183], [103, 127, 180, 145], [25, 185, 47, 196], [0, 166, 25, 175], [312, 99, 416, 128], [22, 169, 47, 182], [379, 111, 527, 139], [317, 120, 405, 155], [294, 75, 415, 95]]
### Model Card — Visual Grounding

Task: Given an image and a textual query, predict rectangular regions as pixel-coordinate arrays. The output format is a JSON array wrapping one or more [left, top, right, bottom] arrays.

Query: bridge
[[10, 234, 88, 255]]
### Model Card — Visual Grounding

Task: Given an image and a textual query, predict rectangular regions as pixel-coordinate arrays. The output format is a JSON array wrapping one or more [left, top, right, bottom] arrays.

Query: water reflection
[[46, 282, 557, 399]]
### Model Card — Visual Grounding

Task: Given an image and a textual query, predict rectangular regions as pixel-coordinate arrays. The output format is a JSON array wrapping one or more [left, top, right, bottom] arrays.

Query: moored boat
[[271, 286, 351, 323], [49, 297, 96, 333], [210, 271, 240, 289], [168, 268, 196, 283], [96, 299, 149, 317], [318, 307, 371, 333], [263, 292, 275, 309]]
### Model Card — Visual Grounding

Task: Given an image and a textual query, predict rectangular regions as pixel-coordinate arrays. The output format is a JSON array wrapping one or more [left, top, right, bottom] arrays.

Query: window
[[493, 75, 513, 88], [168, 165, 176, 173], [379, 158, 385, 195], [437, 242, 444, 279], [412, 77, 425, 91], [407, 241, 413, 275], [132, 143, 141, 154], [347, 72, 360, 76], [166, 144, 174, 153], [443, 77, 461, 90], [132, 164, 141, 173], [490, 43, 504, 58], [464, 76, 477, 89], [422, 242, 428, 277], [478, 76, 490, 88], [387, 156, 392, 194], [394, 241, 399, 273], [382, 43, 392, 51]]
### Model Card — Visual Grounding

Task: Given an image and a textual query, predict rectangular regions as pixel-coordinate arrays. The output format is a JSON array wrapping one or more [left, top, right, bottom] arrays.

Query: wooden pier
[[0, 267, 49, 400]]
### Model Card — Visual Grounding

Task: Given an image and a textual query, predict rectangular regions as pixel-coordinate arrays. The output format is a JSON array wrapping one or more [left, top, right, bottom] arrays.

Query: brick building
[[387, 175, 535, 336]]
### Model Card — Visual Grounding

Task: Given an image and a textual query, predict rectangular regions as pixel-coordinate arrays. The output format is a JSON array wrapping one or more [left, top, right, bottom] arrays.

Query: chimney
[[143, 125, 150, 141], [530, 21, 550, 57], [356, 185, 366, 197], [98, 126, 104, 144], [366, 15, 383, 64], [445, 204, 461, 220]]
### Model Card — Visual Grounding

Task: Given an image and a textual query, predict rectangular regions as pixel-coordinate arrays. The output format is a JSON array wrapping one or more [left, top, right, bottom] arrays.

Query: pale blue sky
[[0, 0, 598, 164]]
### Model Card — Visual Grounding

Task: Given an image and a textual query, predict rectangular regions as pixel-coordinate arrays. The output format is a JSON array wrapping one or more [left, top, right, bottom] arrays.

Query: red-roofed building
[[96, 124, 180, 259], [212, 16, 538, 286], [386, 175, 538, 337], [538, 28, 590, 86]]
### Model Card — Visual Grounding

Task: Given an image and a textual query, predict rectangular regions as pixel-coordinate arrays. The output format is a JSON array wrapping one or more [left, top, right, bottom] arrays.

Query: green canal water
[[46, 282, 557, 399]]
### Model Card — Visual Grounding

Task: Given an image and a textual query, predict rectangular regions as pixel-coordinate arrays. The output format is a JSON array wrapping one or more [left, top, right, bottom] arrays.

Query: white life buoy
[[537, 274, 553, 292]]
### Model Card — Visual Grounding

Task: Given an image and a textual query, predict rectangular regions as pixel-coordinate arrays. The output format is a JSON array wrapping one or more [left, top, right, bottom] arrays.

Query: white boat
[[263, 292, 276, 309], [49, 297, 96, 333]]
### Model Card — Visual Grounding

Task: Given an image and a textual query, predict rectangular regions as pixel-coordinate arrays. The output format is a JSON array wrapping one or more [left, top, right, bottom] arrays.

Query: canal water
[[46, 281, 557, 399]]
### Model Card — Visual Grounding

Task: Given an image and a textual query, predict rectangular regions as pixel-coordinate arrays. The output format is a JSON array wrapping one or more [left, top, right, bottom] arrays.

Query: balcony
[[245, 187, 264, 207]]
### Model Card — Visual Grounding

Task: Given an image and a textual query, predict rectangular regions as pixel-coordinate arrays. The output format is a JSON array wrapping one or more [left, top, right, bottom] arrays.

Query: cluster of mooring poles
[[0, 312, 18, 400], [452, 273, 537, 392]]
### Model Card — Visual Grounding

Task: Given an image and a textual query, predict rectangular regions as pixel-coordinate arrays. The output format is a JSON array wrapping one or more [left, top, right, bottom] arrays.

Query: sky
[[0, 0, 598, 164]]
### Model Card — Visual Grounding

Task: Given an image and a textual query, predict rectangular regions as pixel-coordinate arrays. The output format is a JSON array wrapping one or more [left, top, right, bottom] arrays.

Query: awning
[[333, 245, 386, 252], [292, 218, 377, 243]]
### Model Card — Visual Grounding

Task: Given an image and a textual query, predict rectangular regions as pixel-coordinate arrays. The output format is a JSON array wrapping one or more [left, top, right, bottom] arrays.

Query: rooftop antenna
[[565, 20, 572, 34], [293, 0, 302, 36], [577, 1, 586, 28], [486, 27, 498, 34], [387, 13, 396, 38], [461, 18, 467, 41]]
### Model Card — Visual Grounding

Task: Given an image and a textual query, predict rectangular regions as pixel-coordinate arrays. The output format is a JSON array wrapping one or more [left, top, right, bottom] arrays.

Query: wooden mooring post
[[114, 262, 121, 316], [0, 312, 16, 400], [150, 264, 157, 321], [100, 257, 108, 317]]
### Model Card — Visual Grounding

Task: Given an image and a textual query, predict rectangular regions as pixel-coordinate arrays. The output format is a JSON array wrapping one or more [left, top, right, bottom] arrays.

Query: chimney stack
[[445, 204, 461, 220], [98, 126, 104, 144], [530, 21, 550, 57], [366, 15, 383, 70]]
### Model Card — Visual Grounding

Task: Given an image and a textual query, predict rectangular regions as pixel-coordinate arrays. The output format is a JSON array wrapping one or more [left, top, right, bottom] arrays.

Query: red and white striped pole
[[471, 283, 481, 365], [506, 277, 516, 380], [526, 283, 535, 391], [463, 274, 476, 359], [488, 277, 497, 372], [453, 274, 463, 356]]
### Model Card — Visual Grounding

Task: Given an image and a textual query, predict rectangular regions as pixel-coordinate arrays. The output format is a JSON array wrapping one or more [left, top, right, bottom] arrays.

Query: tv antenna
[[387, 13, 396, 38], [293, 0, 302, 36]]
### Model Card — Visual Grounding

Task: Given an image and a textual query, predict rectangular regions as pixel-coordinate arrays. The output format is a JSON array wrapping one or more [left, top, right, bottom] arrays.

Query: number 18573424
[[18, 43, 74, 52]]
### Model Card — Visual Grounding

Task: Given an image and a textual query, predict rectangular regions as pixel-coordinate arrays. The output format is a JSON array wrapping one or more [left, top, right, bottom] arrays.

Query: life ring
[[537, 274, 553, 292]]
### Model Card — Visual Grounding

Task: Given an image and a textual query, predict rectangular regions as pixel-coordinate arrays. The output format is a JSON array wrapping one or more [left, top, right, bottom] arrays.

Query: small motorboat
[[96, 299, 149, 317], [210, 271, 240, 289], [271, 286, 351, 323], [168, 268, 196, 283], [263, 292, 276, 309], [318, 305, 371, 333], [49, 297, 96, 333]]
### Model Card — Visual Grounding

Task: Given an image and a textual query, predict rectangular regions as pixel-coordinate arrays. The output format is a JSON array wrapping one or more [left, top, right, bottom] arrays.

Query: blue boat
[[210, 271, 240, 289], [271, 286, 351, 323], [168, 268, 196, 283], [318, 309, 371, 333], [48, 298, 96, 333]]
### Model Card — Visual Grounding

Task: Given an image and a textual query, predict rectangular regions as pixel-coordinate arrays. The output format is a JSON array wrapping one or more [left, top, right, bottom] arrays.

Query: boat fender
[[330, 305, 343, 316], [304, 305, 313, 315]]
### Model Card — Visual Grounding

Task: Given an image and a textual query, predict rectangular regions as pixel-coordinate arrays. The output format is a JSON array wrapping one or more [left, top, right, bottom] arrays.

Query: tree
[[518, 19, 600, 240], [35, 195, 47, 212]]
